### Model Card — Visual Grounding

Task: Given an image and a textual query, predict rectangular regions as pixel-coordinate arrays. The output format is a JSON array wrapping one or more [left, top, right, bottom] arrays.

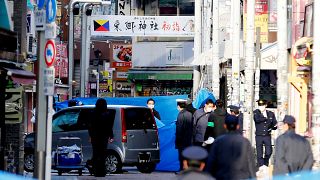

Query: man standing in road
[[273, 115, 314, 175], [192, 99, 215, 146], [175, 99, 193, 171], [88, 98, 114, 177], [205, 115, 256, 179], [253, 99, 277, 168]]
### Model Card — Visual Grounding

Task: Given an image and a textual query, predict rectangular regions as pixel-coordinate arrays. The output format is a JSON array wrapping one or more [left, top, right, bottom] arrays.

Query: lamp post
[[68, 0, 110, 99]]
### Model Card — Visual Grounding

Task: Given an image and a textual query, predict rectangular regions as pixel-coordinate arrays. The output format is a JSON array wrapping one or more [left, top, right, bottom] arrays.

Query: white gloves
[[202, 137, 214, 146]]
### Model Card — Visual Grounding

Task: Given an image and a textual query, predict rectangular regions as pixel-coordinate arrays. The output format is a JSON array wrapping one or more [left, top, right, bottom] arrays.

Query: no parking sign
[[44, 39, 56, 67]]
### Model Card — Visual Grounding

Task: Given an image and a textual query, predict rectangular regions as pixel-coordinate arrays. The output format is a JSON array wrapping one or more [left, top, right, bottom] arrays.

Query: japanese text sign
[[91, 15, 195, 37]]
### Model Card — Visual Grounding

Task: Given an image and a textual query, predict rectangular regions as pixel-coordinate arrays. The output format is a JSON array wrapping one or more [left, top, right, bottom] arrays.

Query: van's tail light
[[151, 110, 158, 136], [121, 108, 127, 143]]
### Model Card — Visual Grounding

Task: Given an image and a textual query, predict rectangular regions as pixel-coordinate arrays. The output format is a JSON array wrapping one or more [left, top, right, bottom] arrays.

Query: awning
[[4, 67, 36, 85], [127, 70, 193, 80]]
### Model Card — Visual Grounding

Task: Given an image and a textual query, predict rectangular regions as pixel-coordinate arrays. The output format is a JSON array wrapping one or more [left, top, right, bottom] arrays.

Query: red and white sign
[[44, 40, 56, 67]]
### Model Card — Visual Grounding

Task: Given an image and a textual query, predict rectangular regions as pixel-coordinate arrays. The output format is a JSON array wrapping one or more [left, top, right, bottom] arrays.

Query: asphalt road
[[24, 167, 177, 180]]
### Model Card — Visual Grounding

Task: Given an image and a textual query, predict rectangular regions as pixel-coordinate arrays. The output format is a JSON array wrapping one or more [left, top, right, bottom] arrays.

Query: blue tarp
[[193, 88, 217, 109], [54, 90, 215, 172], [0, 171, 35, 180]]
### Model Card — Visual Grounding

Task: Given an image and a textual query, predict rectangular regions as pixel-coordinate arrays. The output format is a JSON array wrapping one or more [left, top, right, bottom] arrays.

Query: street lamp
[[68, 0, 111, 99]]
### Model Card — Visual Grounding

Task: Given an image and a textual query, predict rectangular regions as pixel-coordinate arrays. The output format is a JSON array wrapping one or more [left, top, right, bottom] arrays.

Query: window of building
[[144, 0, 194, 16]]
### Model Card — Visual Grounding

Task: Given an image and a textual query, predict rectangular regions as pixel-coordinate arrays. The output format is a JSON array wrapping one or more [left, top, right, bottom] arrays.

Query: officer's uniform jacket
[[253, 109, 277, 136], [274, 130, 314, 175]]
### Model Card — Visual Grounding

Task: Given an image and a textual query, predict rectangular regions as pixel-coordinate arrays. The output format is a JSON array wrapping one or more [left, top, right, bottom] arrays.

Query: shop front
[[129, 41, 194, 97], [128, 68, 193, 97]]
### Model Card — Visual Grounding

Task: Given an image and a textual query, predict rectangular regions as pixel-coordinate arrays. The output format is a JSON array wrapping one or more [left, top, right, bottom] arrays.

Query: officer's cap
[[225, 115, 239, 126], [228, 105, 240, 111], [182, 146, 208, 161], [256, 99, 267, 106], [283, 115, 296, 125]]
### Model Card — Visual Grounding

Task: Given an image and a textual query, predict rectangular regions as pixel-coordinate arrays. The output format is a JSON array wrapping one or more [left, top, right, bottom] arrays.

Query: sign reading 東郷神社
[[91, 15, 195, 37]]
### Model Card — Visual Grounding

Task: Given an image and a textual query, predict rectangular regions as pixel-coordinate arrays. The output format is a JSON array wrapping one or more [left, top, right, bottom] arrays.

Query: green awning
[[128, 70, 193, 80]]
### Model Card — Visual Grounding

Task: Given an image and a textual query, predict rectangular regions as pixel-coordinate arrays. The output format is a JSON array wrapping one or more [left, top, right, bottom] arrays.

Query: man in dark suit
[[254, 99, 277, 168], [175, 99, 193, 171]]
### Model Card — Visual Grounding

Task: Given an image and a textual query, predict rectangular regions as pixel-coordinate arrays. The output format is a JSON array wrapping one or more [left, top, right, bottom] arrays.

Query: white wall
[[132, 42, 194, 67]]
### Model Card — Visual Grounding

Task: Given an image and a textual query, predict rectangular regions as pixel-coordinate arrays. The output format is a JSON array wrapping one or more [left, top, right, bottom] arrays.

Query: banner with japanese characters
[[91, 15, 195, 37]]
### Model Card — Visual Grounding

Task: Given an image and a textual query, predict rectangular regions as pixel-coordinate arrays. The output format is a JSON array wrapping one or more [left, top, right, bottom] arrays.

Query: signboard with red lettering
[[54, 43, 68, 78], [91, 15, 194, 37]]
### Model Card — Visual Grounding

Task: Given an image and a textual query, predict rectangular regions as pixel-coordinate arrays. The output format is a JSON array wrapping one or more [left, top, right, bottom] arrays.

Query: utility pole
[[243, 0, 255, 142], [231, 0, 240, 105], [277, 0, 288, 122], [80, 3, 90, 97], [312, 0, 320, 169], [193, 0, 202, 99], [211, 0, 220, 98], [254, 27, 261, 107]]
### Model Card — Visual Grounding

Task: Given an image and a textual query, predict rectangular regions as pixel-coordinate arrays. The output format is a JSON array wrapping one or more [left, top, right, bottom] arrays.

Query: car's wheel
[[137, 162, 156, 173], [24, 153, 34, 172], [105, 151, 122, 174]]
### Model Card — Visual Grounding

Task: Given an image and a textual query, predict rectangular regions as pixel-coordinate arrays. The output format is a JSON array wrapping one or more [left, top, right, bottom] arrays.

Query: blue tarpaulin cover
[[54, 90, 215, 171], [193, 88, 217, 109]]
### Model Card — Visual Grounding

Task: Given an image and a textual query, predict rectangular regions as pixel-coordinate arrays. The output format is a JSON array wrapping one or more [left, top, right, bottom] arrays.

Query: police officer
[[205, 115, 256, 179], [177, 146, 214, 180], [273, 115, 314, 175], [228, 105, 243, 134], [253, 99, 277, 168]]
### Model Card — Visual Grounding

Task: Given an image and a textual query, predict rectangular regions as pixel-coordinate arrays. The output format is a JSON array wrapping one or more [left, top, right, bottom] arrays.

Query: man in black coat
[[175, 99, 194, 171], [88, 98, 114, 177], [253, 99, 277, 168], [206, 99, 227, 140], [147, 98, 161, 120], [273, 115, 314, 175], [205, 115, 256, 179]]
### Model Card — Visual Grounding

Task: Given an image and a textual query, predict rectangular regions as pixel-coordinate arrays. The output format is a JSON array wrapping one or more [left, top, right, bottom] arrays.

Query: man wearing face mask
[[147, 98, 161, 120], [175, 99, 193, 171], [192, 99, 215, 147], [253, 99, 277, 168]]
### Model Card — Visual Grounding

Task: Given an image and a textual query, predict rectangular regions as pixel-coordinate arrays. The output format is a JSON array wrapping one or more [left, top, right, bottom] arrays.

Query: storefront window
[[179, 0, 194, 16], [145, 0, 194, 16], [144, 0, 158, 16], [159, 0, 177, 15], [303, 3, 313, 37]]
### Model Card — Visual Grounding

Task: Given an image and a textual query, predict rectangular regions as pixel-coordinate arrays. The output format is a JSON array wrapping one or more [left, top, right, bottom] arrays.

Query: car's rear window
[[124, 108, 156, 130]]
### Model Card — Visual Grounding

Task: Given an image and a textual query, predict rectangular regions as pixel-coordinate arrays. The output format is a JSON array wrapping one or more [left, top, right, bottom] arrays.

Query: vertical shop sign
[[243, 0, 269, 43], [118, 0, 131, 15], [54, 43, 68, 78]]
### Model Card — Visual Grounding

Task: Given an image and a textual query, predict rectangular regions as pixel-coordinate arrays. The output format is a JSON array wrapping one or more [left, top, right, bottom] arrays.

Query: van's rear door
[[124, 107, 158, 150]]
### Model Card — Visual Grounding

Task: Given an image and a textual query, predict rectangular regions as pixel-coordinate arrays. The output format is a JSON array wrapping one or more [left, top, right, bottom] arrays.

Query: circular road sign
[[44, 40, 56, 67]]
